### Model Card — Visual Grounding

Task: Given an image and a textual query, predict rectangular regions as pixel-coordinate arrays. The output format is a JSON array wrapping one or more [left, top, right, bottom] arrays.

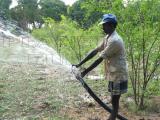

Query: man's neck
[[107, 30, 115, 39]]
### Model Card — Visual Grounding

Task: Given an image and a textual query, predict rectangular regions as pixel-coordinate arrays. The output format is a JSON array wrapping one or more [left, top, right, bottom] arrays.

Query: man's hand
[[72, 49, 99, 68], [72, 64, 80, 68], [81, 70, 87, 78], [80, 57, 103, 78]]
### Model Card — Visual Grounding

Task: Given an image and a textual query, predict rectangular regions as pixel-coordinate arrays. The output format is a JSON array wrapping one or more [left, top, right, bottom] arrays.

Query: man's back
[[100, 31, 128, 82]]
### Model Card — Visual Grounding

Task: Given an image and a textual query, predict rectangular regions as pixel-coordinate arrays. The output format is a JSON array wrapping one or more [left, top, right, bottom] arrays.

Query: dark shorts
[[108, 80, 128, 95]]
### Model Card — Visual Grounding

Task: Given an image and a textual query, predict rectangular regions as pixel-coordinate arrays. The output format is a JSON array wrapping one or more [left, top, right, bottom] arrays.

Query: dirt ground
[[60, 97, 160, 120]]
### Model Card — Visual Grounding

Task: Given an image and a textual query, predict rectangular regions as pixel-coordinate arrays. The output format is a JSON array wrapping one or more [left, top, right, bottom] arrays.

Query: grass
[[122, 79, 160, 116], [0, 63, 83, 119], [85, 78, 108, 96], [87, 74, 160, 117], [0, 62, 159, 119]]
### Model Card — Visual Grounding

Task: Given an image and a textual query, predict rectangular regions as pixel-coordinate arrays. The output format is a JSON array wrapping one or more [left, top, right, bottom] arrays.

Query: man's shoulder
[[113, 31, 123, 40], [111, 32, 124, 45]]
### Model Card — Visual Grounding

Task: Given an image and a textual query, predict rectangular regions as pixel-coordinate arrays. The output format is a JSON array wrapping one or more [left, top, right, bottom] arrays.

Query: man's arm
[[74, 40, 105, 67], [76, 49, 99, 67], [81, 57, 103, 77]]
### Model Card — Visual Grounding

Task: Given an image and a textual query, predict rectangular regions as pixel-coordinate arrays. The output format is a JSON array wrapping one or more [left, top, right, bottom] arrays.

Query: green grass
[[0, 62, 159, 119], [85, 78, 108, 96], [122, 79, 160, 115], [0, 63, 82, 119]]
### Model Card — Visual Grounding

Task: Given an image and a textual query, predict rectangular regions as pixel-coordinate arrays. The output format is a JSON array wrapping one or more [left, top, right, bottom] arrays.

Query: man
[[73, 14, 128, 120]]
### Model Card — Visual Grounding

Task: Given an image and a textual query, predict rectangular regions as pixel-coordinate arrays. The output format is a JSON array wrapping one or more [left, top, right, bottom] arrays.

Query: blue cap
[[99, 14, 117, 25]]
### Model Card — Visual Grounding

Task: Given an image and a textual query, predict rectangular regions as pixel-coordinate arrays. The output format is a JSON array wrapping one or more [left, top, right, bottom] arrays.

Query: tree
[[10, 0, 40, 30], [0, 0, 12, 19], [32, 16, 102, 63], [40, 0, 67, 21], [68, 0, 103, 29], [68, 0, 85, 28], [10, 0, 68, 30], [119, 0, 160, 109]]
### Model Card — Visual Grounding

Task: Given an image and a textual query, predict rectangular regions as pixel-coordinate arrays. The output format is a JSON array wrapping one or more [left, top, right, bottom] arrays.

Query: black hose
[[72, 68, 128, 120]]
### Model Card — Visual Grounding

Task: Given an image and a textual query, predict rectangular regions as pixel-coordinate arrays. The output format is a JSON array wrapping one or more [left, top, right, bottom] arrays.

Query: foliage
[[32, 16, 103, 63], [68, 0, 85, 28], [119, 0, 160, 109], [10, 0, 40, 30], [10, 0, 67, 30], [68, 0, 103, 29], [0, 0, 12, 19], [39, 0, 67, 21]]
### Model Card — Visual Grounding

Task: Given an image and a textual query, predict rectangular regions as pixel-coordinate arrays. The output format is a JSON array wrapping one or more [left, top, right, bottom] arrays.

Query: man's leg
[[109, 95, 121, 120]]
